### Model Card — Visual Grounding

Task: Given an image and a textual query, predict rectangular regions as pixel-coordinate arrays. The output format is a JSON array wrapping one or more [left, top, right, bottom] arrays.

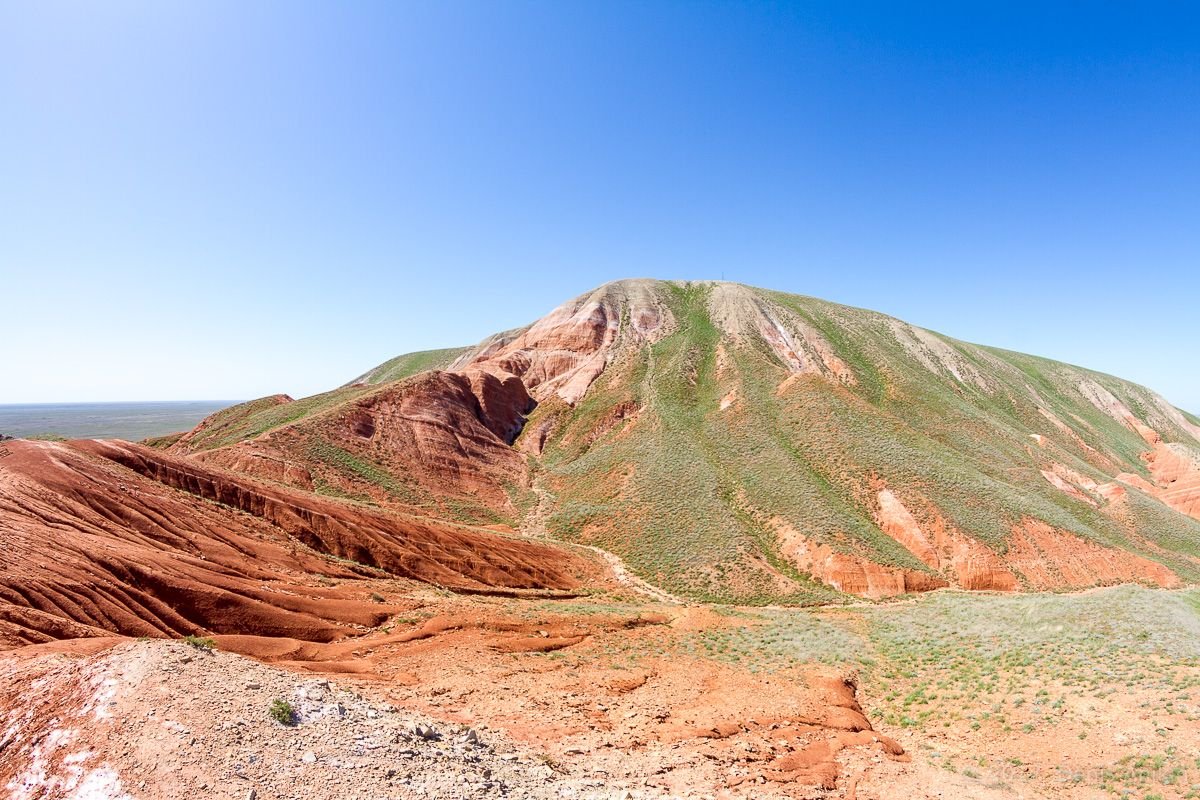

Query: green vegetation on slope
[[177, 388, 374, 453], [143, 431, 185, 449], [349, 347, 469, 386], [306, 439, 424, 505], [529, 281, 1200, 602], [173, 280, 1200, 604], [538, 283, 857, 604]]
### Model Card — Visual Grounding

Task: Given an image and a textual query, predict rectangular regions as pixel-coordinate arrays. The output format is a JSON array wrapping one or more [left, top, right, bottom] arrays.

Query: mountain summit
[[165, 279, 1200, 603]]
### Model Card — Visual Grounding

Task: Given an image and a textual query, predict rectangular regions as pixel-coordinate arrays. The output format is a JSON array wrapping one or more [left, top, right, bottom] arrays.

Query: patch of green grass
[[181, 388, 374, 452], [307, 439, 421, 504], [142, 431, 184, 449]]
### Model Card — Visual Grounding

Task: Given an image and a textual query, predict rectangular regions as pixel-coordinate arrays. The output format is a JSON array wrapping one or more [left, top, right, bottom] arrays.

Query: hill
[[4, 278, 1200, 799], [163, 279, 1200, 604]]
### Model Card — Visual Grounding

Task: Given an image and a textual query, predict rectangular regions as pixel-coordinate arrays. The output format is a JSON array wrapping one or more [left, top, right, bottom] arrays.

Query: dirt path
[[522, 469, 683, 605], [579, 543, 684, 605]]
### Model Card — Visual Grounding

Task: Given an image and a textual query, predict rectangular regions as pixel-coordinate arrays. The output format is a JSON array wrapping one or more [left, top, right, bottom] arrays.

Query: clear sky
[[2, 2, 1197, 410]]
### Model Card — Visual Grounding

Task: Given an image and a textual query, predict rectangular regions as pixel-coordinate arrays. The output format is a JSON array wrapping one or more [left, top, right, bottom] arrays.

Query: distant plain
[[0, 401, 232, 441]]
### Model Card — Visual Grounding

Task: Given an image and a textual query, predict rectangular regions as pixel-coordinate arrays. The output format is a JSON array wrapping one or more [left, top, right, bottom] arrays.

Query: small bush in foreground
[[182, 635, 216, 651], [269, 699, 298, 726]]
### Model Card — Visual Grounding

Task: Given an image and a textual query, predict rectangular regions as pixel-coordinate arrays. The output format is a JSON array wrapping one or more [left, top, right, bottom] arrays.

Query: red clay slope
[[185, 368, 535, 518], [0, 439, 593, 648]]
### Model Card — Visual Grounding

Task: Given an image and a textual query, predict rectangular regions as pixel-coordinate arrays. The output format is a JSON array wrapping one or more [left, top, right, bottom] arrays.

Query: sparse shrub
[[535, 753, 565, 774], [269, 698, 298, 726], [182, 635, 216, 651], [370, 592, 385, 603]]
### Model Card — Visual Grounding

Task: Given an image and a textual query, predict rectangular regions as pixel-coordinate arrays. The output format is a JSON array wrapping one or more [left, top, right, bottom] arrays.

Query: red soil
[[1036, 408, 1200, 526], [0, 602, 910, 798], [869, 487, 1179, 592], [192, 369, 533, 513], [873, 488, 1018, 592], [772, 517, 948, 599], [339, 601, 909, 795], [785, 478, 1180, 598], [1107, 411, 1200, 520], [0, 439, 596, 648], [1005, 518, 1179, 589], [1143, 440, 1200, 520]]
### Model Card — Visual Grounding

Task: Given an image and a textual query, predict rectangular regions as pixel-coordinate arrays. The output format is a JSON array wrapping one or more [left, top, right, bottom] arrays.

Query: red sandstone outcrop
[[771, 517, 948, 599], [873, 488, 1019, 592], [1143, 441, 1200, 521], [1086, 407, 1200, 522]]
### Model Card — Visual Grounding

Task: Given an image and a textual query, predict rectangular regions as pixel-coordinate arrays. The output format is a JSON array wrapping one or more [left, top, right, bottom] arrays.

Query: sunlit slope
[[165, 370, 533, 526], [347, 346, 470, 386], [519, 282, 1200, 602], [180, 279, 1200, 604], [167, 389, 370, 454]]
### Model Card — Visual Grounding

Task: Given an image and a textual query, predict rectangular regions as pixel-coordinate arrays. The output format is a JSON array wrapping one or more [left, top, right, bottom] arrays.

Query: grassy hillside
[[176, 279, 1200, 604], [347, 347, 469, 386], [524, 281, 1200, 602], [171, 388, 373, 453]]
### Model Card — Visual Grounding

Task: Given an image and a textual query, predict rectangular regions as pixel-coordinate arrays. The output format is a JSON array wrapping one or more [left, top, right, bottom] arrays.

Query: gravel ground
[[2, 641, 649, 800]]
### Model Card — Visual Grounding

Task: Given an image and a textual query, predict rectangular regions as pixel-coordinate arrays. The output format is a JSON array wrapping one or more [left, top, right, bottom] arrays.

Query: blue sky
[[2, 1, 1197, 410]]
